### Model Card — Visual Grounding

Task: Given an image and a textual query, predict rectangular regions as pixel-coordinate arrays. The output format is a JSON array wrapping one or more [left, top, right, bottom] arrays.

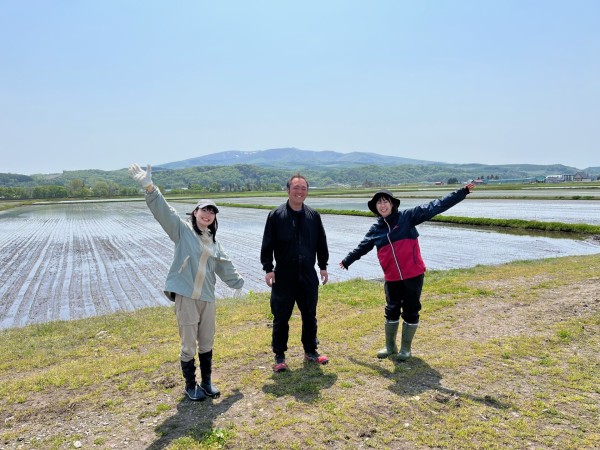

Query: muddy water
[[0, 201, 599, 329]]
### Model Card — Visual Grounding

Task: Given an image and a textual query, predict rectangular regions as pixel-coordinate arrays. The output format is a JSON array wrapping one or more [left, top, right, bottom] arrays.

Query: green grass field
[[1, 254, 599, 449]]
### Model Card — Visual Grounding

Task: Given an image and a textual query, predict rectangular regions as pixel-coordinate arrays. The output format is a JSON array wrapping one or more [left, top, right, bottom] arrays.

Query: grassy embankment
[[0, 200, 36, 212], [1, 254, 599, 449]]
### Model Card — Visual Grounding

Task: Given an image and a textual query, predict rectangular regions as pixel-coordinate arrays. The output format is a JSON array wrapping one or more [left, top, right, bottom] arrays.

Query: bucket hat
[[367, 190, 400, 215]]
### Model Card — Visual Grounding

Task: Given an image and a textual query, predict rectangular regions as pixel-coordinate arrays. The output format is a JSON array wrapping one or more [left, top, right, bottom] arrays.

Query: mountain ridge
[[155, 147, 443, 170], [1, 148, 597, 191]]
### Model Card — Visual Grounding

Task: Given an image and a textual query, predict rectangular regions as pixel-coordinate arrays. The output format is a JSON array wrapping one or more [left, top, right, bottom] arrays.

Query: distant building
[[573, 171, 591, 182], [486, 177, 541, 185], [545, 175, 564, 183]]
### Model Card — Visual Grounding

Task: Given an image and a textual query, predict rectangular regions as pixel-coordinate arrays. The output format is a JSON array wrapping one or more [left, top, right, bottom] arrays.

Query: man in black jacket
[[260, 174, 330, 372]]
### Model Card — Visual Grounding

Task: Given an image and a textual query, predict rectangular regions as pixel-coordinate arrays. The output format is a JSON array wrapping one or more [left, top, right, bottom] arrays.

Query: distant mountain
[[1, 148, 597, 191], [155, 148, 442, 170]]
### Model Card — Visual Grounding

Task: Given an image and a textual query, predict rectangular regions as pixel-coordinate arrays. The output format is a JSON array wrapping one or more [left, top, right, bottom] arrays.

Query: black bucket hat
[[367, 190, 400, 215]]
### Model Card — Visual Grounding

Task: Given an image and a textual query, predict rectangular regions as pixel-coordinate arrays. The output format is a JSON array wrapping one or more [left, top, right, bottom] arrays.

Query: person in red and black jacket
[[339, 183, 475, 361]]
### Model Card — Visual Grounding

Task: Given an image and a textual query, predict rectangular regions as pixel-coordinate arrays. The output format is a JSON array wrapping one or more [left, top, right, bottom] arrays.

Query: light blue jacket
[[145, 188, 244, 302]]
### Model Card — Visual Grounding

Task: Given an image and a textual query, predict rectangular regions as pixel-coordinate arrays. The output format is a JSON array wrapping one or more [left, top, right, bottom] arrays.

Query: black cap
[[367, 190, 400, 215]]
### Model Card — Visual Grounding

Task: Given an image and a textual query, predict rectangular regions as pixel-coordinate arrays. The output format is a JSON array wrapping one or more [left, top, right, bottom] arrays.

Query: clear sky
[[1, 0, 598, 175]]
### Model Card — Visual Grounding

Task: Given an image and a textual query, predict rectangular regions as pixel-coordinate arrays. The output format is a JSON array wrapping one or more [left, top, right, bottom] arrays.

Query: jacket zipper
[[384, 218, 403, 280]]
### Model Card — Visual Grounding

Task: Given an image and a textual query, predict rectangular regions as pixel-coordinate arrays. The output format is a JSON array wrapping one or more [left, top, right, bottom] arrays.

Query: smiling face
[[287, 177, 308, 211], [376, 196, 393, 218], [193, 206, 216, 230]]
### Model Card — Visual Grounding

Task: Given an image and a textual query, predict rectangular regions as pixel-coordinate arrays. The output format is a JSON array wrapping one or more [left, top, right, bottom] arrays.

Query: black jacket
[[261, 201, 329, 274]]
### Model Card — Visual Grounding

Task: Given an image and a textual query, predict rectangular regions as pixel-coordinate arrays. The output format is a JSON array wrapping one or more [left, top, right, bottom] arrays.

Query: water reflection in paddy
[[214, 205, 600, 294], [1, 201, 598, 328], [222, 197, 600, 225]]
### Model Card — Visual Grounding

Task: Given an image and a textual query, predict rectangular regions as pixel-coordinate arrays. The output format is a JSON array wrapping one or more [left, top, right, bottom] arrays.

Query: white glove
[[233, 288, 244, 300], [128, 163, 153, 188]]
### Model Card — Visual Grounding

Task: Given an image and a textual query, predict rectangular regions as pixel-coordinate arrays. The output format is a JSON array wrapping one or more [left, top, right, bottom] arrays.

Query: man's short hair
[[286, 173, 309, 190]]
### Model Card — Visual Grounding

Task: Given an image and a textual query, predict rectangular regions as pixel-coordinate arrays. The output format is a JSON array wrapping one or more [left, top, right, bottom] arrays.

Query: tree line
[[1, 163, 597, 200]]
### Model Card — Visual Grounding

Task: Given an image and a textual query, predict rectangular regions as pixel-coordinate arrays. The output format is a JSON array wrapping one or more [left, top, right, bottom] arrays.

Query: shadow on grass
[[147, 389, 244, 450], [349, 356, 511, 410], [262, 362, 337, 403]]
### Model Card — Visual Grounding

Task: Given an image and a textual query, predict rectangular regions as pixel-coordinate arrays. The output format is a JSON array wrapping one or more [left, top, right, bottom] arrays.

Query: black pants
[[270, 269, 319, 355], [383, 274, 424, 323]]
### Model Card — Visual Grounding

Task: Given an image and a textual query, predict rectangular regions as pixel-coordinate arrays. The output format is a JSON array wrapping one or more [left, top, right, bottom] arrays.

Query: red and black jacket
[[341, 187, 470, 281]]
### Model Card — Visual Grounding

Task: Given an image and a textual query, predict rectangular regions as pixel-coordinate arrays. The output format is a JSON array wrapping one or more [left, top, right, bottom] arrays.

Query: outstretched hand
[[465, 182, 476, 193], [129, 163, 153, 189]]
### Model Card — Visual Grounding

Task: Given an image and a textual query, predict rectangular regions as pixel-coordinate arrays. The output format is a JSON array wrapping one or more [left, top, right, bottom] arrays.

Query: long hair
[[190, 207, 218, 242]]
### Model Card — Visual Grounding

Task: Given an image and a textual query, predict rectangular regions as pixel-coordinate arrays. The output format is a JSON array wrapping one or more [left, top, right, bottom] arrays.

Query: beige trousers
[[174, 294, 216, 361]]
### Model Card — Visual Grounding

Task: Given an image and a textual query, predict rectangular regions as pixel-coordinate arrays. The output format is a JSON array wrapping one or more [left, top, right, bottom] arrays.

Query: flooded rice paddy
[[1, 199, 599, 329], [225, 196, 600, 225]]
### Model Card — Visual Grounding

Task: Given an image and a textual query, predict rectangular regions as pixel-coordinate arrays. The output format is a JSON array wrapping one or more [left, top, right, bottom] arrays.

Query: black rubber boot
[[181, 359, 206, 401], [377, 320, 399, 358], [199, 350, 221, 398]]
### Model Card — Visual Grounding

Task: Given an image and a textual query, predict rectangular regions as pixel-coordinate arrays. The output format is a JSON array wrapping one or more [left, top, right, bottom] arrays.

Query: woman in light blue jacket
[[129, 163, 244, 401]]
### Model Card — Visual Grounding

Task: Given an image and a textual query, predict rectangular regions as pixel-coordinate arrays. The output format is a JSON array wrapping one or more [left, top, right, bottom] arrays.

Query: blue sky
[[1, 0, 598, 174]]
